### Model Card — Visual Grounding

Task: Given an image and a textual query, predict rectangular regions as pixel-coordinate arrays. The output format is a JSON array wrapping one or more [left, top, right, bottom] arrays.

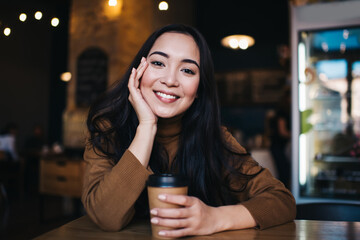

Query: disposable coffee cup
[[147, 174, 188, 239]]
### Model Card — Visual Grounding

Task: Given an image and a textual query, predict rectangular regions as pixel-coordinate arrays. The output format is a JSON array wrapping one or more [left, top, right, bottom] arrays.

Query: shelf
[[312, 125, 342, 131], [315, 155, 359, 163], [315, 176, 360, 182]]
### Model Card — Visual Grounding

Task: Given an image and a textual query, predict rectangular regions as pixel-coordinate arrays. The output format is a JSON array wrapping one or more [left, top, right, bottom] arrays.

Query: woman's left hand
[[150, 194, 220, 238]]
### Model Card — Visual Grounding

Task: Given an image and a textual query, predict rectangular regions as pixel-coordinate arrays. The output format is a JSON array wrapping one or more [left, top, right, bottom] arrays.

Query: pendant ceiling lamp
[[221, 34, 255, 50]]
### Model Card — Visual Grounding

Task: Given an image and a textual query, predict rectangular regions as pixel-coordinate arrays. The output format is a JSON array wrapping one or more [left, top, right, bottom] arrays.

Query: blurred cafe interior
[[1, 0, 360, 239]]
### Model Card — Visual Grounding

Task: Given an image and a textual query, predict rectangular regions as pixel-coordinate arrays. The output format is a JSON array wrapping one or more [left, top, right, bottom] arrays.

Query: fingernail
[[151, 218, 159, 224], [141, 57, 145, 62], [150, 209, 158, 215], [158, 194, 166, 200], [158, 231, 166, 236]]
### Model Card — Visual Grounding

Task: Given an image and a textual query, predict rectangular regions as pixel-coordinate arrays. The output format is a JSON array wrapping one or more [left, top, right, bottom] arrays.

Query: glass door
[[297, 27, 360, 201]]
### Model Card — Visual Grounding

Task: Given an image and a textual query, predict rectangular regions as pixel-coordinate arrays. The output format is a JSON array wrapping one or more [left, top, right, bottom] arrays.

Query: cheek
[[140, 67, 155, 88], [184, 80, 200, 99], [139, 69, 153, 89]]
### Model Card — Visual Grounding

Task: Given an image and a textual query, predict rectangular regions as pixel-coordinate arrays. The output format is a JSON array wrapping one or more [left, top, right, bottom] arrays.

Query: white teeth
[[156, 91, 177, 99]]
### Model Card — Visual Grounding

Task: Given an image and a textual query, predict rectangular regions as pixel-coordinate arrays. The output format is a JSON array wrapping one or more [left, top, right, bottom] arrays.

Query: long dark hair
[[87, 24, 259, 207]]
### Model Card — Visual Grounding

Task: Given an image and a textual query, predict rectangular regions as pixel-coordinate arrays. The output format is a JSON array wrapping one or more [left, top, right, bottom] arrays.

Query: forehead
[[149, 32, 200, 61]]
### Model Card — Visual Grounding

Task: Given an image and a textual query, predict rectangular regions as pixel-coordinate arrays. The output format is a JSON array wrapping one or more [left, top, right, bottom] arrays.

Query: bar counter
[[34, 215, 360, 240]]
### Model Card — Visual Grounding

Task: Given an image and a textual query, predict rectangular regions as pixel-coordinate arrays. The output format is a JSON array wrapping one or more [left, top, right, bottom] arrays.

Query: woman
[[82, 24, 296, 238]]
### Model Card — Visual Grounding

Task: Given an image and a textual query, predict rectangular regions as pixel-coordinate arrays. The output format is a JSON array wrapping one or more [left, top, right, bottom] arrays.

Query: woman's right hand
[[128, 57, 157, 125], [128, 57, 157, 167]]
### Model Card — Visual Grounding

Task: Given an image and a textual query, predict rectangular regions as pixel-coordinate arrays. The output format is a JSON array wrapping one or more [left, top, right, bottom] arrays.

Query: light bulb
[[108, 0, 117, 6], [51, 18, 60, 27], [4, 27, 11, 36], [19, 13, 27, 22], [159, 1, 169, 11], [35, 11, 43, 20]]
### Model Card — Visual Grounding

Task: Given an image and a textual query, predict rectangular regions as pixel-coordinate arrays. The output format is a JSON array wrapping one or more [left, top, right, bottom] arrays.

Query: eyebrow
[[149, 51, 200, 69]]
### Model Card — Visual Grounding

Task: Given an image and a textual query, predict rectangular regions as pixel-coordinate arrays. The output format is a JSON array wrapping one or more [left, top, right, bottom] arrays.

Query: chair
[[0, 183, 9, 231], [296, 203, 360, 221], [0, 153, 25, 200]]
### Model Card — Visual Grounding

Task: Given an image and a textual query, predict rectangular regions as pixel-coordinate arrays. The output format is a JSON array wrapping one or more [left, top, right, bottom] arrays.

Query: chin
[[153, 108, 179, 119], [155, 112, 177, 119]]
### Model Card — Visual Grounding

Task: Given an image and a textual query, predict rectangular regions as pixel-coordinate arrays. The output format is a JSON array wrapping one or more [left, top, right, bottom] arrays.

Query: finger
[[136, 60, 148, 75], [128, 68, 136, 89], [135, 59, 148, 88], [151, 217, 189, 229], [135, 57, 146, 74], [151, 207, 189, 219], [129, 67, 135, 82], [157, 227, 191, 239], [158, 194, 194, 207]]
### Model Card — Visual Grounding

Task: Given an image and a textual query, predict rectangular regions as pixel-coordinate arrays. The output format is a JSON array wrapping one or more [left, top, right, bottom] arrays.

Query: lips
[[154, 91, 179, 103]]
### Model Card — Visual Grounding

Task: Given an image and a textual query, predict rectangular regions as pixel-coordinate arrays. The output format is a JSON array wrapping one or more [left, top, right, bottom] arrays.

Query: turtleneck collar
[[156, 114, 183, 139]]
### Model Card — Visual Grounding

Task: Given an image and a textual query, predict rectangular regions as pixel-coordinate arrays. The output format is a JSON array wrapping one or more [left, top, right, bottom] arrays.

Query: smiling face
[[140, 32, 200, 119]]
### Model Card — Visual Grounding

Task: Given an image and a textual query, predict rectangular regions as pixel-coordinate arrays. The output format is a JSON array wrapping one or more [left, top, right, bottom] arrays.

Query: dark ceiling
[[196, 0, 290, 47], [0, 0, 290, 71], [195, 0, 290, 71]]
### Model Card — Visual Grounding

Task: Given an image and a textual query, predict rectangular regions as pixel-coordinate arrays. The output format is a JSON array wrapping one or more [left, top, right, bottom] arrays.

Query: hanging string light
[[4, 27, 11, 36], [51, 17, 60, 27], [34, 11, 43, 20], [19, 13, 27, 22], [1, 7, 62, 39]]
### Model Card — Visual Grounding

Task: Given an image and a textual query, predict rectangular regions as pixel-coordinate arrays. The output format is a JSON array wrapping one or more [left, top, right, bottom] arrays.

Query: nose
[[160, 69, 179, 87]]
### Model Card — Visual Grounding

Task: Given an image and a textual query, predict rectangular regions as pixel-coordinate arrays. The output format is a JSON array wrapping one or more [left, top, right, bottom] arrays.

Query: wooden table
[[34, 215, 360, 240]]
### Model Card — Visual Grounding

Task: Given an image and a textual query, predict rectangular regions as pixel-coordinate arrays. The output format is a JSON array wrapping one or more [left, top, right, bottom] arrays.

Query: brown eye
[[151, 61, 165, 67], [182, 68, 195, 75]]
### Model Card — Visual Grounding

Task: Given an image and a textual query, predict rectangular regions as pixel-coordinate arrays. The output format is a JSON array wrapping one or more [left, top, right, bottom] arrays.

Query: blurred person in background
[[0, 122, 19, 162], [269, 86, 291, 188]]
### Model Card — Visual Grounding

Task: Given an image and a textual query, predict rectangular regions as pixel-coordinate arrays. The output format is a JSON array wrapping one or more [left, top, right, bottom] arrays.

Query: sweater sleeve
[[81, 143, 152, 231], [239, 167, 296, 229], [222, 128, 296, 229]]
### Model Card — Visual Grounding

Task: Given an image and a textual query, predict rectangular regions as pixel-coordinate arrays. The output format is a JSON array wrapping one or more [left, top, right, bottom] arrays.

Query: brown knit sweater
[[81, 117, 296, 231]]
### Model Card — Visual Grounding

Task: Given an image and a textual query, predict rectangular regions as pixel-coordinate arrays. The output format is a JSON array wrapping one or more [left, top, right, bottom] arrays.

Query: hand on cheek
[[150, 194, 219, 238], [127, 57, 157, 125]]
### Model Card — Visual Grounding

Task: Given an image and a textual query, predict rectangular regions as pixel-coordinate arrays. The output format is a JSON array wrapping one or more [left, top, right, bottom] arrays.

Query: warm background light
[[51, 18, 60, 27], [159, 1, 169, 11], [229, 38, 238, 49], [108, 0, 117, 6], [221, 35, 255, 50], [4, 27, 11, 36], [35, 11, 43, 20], [60, 72, 72, 82], [19, 13, 27, 22], [239, 39, 249, 50], [105, 0, 123, 19]]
